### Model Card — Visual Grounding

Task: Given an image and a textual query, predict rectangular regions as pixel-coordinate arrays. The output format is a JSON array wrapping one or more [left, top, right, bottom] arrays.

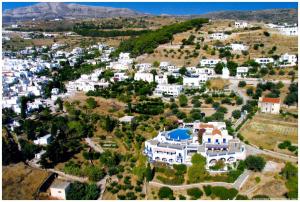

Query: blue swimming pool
[[167, 128, 191, 141]]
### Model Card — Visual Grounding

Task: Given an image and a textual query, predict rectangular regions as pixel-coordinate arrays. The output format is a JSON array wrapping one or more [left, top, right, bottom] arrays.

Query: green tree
[[86, 97, 98, 109], [178, 94, 188, 107], [245, 155, 266, 172], [179, 67, 188, 75], [158, 187, 174, 199], [187, 188, 203, 199], [214, 62, 225, 74], [145, 163, 154, 182], [238, 81, 246, 88], [232, 110, 241, 119]]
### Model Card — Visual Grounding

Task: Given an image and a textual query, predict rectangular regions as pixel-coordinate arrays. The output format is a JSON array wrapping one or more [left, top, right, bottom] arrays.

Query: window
[[208, 138, 211, 143], [215, 139, 219, 143], [223, 138, 226, 143]]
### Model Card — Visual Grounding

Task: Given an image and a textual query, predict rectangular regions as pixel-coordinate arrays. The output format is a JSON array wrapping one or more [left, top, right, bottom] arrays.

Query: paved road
[[149, 170, 250, 190], [232, 170, 251, 190], [244, 143, 298, 163], [85, 137, 104, 153], [97, 175, 109, 200], [228, 79, 249, 105]]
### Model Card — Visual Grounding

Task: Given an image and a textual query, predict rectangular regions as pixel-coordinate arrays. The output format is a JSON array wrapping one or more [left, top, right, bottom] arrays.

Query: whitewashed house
[[154, 84, 183, 97], [200, 59, 226, 67], [229, 43, 248, 52], [235, 21, 248, 29], [134, 72, 154, 83], [278, 26, 298, 36], [35, 150, 46, 161], [160, 61, 170, 70], [136, 63, 152, 71], [209, 33, 228, 40], [258, 97, 281, 114], [254, 58, 274, 65], [183, 75, 208, 88], [33, 134, 52, 145], [155, 74, 169, 84], [279, 53, 297, 67], [50, 180, 71, 200], [222, 67, 230, 79], [236, 67, 249, 78]]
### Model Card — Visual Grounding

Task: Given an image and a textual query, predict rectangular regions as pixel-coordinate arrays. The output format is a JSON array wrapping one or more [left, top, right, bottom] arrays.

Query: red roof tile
[[212, 129, 221, 135], [261, 97, 281, 104]]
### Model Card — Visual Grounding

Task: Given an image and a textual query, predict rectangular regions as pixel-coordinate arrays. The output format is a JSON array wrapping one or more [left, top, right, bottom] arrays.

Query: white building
[[35, 150, 46, 160], [209, 33, 229, 40], [183, 76, 207, 88], [154, 84, 183, 97], [113, 72, 129, 82], [236, 67, 249, 78], [235, 21, 248, 29], [200, 59, 227, 67], [136, 63, 152, 71], [254, 58, 274, 65], [50, 180, 71, 200], [144, 121, 245, 166], [160, 62, 170, 70], [33, 134, 52, 145], [134, 72, 154, 83], [119, 116, 135, 123], [258, 97, 281, 114], [222, 67, 230, 79], [278, 26, 298, 36], [187, 67, 215, 76], [229, 43, 248, 52], [279, 53, 297, 67], [155, 74, 168, 84]]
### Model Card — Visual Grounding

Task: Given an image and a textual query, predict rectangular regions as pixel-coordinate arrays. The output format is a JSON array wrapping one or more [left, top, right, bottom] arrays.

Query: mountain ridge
[[3, 3, 298, 24]]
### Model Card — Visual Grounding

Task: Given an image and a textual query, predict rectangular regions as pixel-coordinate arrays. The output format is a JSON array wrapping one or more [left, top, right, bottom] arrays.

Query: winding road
[[148, 170, 251, 190]]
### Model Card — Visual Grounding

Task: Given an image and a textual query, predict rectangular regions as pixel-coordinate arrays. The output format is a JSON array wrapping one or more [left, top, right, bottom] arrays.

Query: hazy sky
[[3, 2, 298, 15]]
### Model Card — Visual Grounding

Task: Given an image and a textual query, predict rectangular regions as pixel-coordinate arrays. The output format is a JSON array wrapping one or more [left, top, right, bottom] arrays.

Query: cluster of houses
[[267, 23, 298, 36], [144, 121, 246, 168]]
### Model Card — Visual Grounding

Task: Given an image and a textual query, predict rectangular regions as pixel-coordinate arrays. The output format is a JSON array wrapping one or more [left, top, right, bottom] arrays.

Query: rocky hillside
[[3, 2, 144, 23], [194, 9, 298, 24]]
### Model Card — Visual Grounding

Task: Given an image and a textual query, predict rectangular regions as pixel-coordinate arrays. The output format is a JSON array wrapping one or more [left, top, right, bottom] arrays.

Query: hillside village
[[2, 4, 298, 201]]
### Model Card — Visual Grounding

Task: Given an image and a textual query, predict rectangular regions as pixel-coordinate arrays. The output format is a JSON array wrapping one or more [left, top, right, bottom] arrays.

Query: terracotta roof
[[212, 129, 221, 135], [261, 97, 281, 104], [199, 124, 214, 129]]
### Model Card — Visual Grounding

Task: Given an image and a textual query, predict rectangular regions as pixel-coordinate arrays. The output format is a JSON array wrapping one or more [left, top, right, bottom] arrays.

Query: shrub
[[238, 81, 246, 87], [173, 164, 187, 174], [187, 188, 203, 199], [203, 185, 212, 196], [263, 31, 270, 37], [252, 194, 270, 200], [232, 110, 241, 119], [245, 155, 266, 172], [236, 194, 249, 200], [158, 186, 174, 199], [179, 195, 186, 200], [211, 186, 238, 200]]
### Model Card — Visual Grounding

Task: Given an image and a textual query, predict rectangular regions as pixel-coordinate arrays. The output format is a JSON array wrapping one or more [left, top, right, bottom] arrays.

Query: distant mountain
[[3, 2, 145, 23], [194, 9, 298, 24]]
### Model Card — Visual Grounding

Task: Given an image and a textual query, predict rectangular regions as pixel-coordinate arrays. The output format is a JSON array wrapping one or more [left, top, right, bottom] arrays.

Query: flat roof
[[50, 179, 70, 190]]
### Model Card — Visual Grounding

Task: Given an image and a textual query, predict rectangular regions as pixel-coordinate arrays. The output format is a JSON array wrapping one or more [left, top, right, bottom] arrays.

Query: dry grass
[[240, 171, 287, 199], [240, 113, 298, 154], [2, 162, 51, 200], [207, 78, 230, 90]]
